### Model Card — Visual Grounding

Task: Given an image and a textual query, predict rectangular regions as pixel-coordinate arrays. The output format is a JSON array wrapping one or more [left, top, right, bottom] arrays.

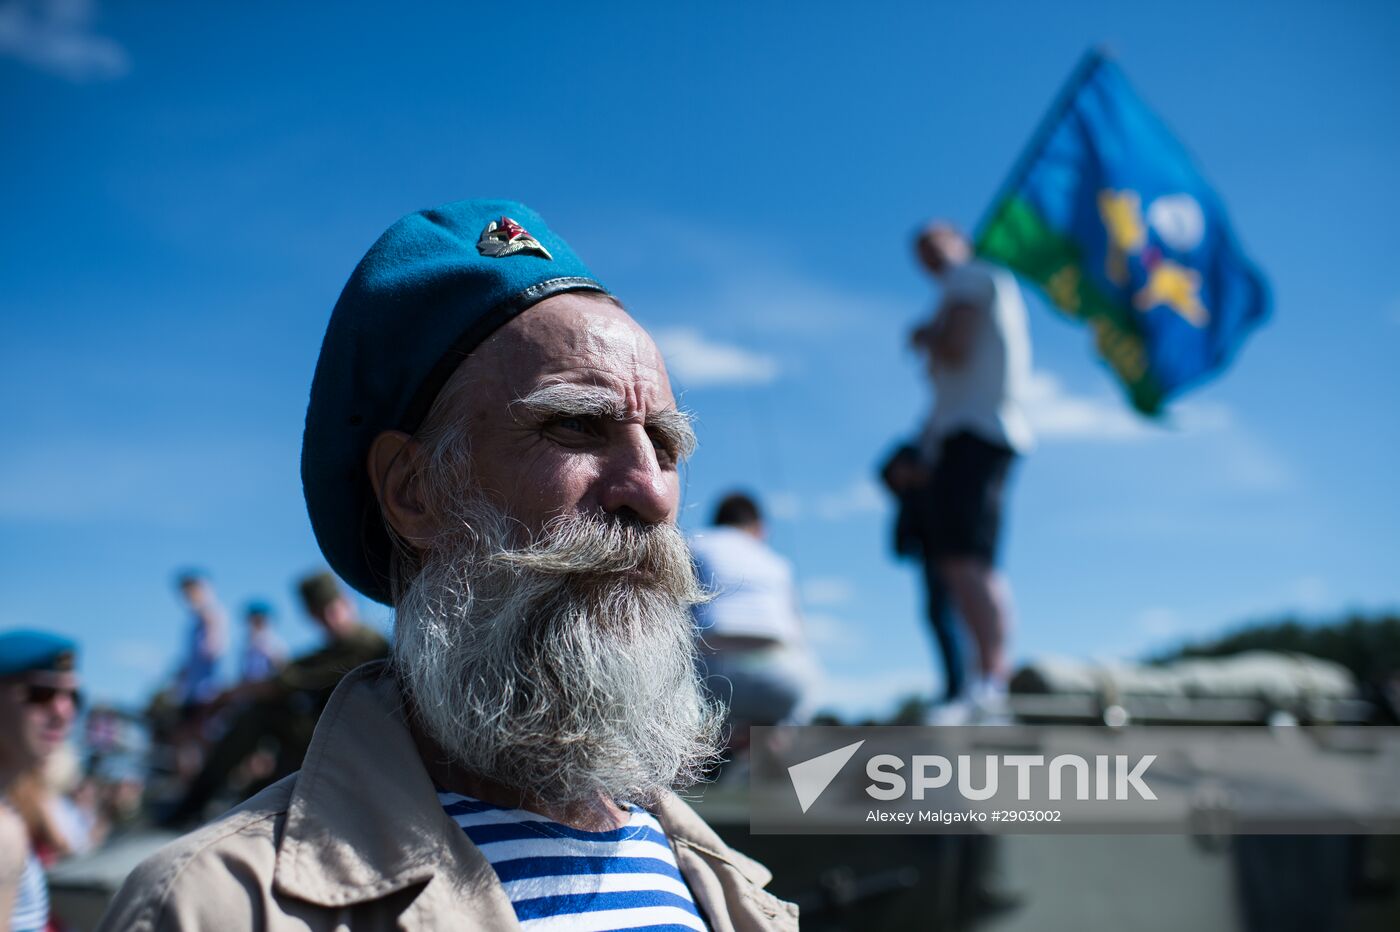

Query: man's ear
[[367, 431, 437, 545]]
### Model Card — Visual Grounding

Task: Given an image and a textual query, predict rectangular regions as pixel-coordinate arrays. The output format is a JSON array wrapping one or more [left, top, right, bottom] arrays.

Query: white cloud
[[608, 213, 902, 338], [652, 327, 779, 388], [803, 613, 860, 649], [727, 272, 893, 337], [0, 0, 129, 81], [1174, 402, 1237, 433], [1288, 575, 1329, 613], [806, 667, 931, 720], [109, 640, 167, 676], [1084, 626, 1194, 664], [754, 479, 884, 522], [1134, 606, 1183, 639], [764, 491, 803, 521], [0, 433, 284, 525], [815, 478, 884, 521], [1023, 372, 1296, 492], [1216, 432, 1297, 493], [801, 576, 854, 607], [1023, 371, 1232, 442]]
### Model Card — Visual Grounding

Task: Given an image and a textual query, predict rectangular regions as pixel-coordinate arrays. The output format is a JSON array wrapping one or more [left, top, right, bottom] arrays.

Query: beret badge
[[477, 216, 553, 261], [305, 198, 603, 603]]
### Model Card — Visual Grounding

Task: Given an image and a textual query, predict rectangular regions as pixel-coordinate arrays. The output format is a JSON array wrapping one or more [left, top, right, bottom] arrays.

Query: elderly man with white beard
[[99, 201, 798, 932]]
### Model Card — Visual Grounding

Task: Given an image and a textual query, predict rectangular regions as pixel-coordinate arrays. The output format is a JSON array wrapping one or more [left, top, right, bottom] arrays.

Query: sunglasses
[[23, 683, 83, 711]]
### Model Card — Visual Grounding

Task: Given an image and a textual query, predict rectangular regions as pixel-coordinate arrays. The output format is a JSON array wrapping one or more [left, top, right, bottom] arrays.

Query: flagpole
[[973, 46, 1112, 244]]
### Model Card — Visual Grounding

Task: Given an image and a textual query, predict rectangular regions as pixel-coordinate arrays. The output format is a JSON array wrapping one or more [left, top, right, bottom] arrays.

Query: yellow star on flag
[[1134, 260, 1209, 326]]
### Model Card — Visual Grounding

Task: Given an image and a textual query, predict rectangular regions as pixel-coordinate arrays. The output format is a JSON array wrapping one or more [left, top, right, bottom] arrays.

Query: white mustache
[[489, 512, 702, 591]]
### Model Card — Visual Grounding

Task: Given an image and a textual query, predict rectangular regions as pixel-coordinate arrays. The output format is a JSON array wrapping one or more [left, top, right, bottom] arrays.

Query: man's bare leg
[[939, 557, 1013, 683]]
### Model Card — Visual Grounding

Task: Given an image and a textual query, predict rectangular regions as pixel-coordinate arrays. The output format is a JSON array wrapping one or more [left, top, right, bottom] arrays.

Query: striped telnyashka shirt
[[11, 848, 49, 932], [440, 791, 709, 931]]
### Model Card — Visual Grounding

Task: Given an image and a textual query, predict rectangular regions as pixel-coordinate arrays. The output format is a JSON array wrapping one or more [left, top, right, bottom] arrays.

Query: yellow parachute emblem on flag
[[1098, 188, 1210, 328], [1097, 189, 1146, 286]]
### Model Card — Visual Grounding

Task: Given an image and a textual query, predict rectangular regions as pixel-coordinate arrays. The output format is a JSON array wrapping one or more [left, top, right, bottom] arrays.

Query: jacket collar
[[272, 662, 475, 906], [654, 793, 772, 889], [271, 661, 769, 910]]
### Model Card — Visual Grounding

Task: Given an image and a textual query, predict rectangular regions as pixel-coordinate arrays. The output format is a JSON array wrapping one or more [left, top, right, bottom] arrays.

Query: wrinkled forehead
[[463, 293, 675, 412]]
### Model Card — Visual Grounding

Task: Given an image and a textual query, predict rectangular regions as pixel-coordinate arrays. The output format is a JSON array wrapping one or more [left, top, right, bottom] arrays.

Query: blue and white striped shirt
[[11, 849, 48, 932], [440, 791, 709, 931]]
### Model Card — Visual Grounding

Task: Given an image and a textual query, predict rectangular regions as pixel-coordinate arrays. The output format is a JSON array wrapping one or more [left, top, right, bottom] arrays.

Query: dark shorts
[[921, 430, 1017, 564]]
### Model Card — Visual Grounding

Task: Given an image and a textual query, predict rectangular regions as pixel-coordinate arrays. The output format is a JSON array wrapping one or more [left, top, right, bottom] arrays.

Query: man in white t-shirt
[[909, 222, 1033, 706], [690, 492, 811, 740]]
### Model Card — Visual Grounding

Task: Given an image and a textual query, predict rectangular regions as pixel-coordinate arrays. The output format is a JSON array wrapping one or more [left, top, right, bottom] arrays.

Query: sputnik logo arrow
[[787, 740, 865, 813]]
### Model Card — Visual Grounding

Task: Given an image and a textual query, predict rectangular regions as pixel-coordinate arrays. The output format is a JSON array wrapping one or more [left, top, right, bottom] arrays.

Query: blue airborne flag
[[977, 50, 1270, 415]]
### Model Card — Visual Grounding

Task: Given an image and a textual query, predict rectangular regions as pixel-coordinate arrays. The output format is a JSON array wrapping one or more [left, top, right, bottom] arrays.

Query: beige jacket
[[99, 662, 798, 931]]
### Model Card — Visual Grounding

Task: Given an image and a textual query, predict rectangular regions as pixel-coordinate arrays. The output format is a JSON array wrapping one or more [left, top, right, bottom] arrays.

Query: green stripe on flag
[[977, 195, 1165, 415]]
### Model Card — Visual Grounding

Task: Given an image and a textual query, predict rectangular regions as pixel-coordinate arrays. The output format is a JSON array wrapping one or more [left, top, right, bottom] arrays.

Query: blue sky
[[2, 1, 1397, 716]]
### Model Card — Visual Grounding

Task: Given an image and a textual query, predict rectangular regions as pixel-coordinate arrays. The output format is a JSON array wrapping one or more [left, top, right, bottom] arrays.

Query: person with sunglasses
[[0, 630, 81, 932]]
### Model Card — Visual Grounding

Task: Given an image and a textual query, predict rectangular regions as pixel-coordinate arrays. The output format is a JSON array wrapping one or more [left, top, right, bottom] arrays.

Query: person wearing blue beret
[[1, 630, 81, 932], [238, 600, 287, 685], [100, 200, 797, 931]]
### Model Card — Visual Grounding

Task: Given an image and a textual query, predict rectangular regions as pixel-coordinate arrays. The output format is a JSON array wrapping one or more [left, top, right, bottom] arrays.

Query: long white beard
[[391, 501, 722, 807]]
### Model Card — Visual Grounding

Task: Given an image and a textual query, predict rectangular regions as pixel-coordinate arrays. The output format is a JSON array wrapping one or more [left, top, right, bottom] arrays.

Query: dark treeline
[[1150, 612, 1400, 683]]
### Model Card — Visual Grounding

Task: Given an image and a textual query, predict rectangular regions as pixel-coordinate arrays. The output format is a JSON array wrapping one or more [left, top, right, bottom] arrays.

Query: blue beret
[[302, 199, 608, 605], [244, 600, 275, 618], [0, 630, 78, 678]]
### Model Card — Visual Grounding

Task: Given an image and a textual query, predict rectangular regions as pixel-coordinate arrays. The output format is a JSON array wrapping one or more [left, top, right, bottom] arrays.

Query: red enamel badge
[[477, 216, 553, 260]]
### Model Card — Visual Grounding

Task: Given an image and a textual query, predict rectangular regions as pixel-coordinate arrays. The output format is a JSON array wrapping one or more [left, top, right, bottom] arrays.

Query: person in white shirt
[[908, 222, 1033, 707], [690, 492, 812, 743]]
